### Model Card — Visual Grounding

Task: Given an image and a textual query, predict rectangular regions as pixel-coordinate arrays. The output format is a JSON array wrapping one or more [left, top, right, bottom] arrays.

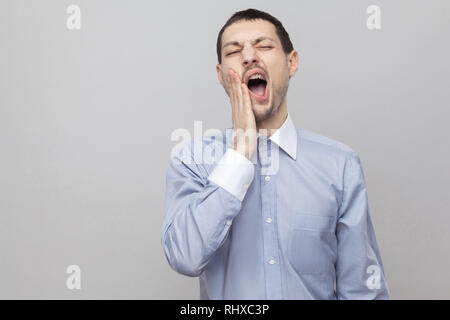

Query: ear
[[216, 64, 225, 88], [287, 50, 299, 79]]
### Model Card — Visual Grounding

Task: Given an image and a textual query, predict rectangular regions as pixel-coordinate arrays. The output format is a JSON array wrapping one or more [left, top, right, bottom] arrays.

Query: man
[[161, 8, 390, 299]]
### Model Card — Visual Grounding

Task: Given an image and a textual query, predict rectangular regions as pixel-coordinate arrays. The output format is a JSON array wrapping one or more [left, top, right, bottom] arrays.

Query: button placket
[[259, 142, 282, 299]]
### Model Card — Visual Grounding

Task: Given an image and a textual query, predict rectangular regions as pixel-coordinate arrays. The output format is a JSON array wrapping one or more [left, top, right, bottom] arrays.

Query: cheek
[[267, 58, 289, 84], [269, 74, 281, 90], [270, 70, 289, 88], [222, 68, 233, 86], [221, 72, 230, 90], [222, 73, 228, 87]]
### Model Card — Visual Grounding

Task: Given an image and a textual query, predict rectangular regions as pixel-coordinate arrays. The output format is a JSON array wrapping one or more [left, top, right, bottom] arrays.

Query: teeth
[[249, 73, 264, 81]]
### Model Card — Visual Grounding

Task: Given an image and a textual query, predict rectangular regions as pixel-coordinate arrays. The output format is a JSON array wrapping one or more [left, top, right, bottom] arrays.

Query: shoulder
[[297, 128, 366, 197], [298, 127, 360, 161]]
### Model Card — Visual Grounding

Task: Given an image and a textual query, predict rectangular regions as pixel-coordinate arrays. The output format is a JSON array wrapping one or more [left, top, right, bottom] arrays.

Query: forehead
[[221, 19, 278, 46]]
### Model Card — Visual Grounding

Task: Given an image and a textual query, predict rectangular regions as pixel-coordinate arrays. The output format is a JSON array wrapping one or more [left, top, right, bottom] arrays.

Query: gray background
[[1, 0, 449, 299]]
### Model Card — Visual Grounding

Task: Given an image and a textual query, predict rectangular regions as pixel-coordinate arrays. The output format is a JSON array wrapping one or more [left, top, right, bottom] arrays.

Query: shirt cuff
[[208, 148, 255, 201]]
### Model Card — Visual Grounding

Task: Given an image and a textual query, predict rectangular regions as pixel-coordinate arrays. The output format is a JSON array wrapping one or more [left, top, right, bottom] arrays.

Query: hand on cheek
[[226, 69, 257, 160]]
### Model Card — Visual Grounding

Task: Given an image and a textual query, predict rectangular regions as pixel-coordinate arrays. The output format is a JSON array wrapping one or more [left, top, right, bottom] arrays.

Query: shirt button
[[263, 140, 267, 146], [265, 176, 271, 182], [265, 217, 272, 224], [226, 220, 232, 226], [243, 183, 249, 189], [268, 259, 276, 265]]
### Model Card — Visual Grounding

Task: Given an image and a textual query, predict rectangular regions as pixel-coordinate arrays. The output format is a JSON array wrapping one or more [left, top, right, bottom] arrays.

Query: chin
[[253, 102, 275, 122]]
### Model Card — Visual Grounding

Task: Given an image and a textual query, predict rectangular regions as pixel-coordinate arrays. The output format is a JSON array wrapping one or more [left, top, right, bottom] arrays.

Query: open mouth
[[246, 74, 267, 99]]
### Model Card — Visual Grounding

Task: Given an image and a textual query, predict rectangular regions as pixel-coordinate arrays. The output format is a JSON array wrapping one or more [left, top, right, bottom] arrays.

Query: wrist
[[233, 144, 254, 160]]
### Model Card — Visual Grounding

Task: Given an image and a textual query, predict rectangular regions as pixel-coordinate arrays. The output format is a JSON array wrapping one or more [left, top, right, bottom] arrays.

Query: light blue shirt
[[161, 113, 390, 299]]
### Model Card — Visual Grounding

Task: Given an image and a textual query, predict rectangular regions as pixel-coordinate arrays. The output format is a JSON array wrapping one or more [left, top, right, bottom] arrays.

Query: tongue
[[250, 83, 266, 96]]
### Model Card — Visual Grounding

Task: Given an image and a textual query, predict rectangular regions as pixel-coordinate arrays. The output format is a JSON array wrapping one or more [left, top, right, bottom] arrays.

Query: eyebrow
[[222, 36, 275, 50]]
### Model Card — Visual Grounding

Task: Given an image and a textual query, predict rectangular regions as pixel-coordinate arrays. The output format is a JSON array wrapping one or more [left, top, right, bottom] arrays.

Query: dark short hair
[[216, 8, 294, 64]]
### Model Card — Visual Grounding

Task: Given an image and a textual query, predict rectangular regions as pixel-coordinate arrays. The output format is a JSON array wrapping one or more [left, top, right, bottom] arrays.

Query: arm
[[335, 152, 390, 299], [161, 144, 254, 277], [162, 68, 257, 277]]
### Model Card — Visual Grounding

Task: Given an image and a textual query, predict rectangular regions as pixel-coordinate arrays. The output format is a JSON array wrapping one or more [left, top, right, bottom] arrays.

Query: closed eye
[[226, 46, 273, 56]]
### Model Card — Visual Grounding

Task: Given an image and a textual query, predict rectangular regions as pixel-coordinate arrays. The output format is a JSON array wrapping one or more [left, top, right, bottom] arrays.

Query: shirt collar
[[265, 112, 298, 161], [226, 112, 298, 161]]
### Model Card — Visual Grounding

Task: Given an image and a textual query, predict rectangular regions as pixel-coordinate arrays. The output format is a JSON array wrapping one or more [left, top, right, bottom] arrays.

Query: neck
[[256, 101, 288, 137]]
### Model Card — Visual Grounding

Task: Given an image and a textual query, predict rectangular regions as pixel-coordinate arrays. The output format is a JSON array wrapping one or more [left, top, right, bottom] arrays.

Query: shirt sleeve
[[335, 152, 390, 299], [208, 148, 255, 201], [161, 144, 255, 277]]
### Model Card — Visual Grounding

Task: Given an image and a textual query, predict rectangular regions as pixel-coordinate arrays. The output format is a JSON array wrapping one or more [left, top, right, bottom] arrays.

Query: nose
[[241, 44, 259, 68]]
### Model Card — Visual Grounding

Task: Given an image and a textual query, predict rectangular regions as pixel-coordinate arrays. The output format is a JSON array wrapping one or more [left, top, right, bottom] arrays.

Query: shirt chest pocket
[[287, 214, 337, 275]]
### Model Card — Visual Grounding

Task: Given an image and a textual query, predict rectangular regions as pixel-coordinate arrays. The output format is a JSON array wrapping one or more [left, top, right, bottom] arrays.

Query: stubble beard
[[253, 79, 289, 124]]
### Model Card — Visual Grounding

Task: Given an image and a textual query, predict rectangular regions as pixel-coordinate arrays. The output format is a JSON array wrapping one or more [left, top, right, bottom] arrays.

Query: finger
[[241, 82, 252, 113], [231, 70, 244, 113], [230, 71, 241, 117], [227, 71, 234, 95], [228, 73, 235, 103], [229, 70, 238, 111], [228, 71, 236, 102], [228, 71, 238, 125]]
